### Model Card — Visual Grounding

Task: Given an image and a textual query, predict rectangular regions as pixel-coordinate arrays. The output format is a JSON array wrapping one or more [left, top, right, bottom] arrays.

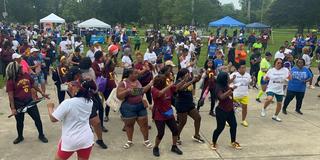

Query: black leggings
[[197, 87, 216, 112], [283, 90, 305, 111], [212, 107, 237, 143], [56, 84, 66, 104], [92, 94, 104, 128], [15, 105, 44, 138], [104, 88, 113, 117], [154, 118, 178, 140]]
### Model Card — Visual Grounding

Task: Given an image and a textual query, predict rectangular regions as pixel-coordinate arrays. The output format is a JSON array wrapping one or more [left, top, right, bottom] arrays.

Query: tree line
[[0, 0, 319, 32]]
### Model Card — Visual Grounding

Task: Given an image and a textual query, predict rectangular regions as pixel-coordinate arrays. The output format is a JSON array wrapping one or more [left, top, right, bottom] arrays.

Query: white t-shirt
[[52, 97, 94, 152], [231, 72, 251, 98], [266, 68, 290, 95], [86, 50, 95, 62], [144, 51, 157, 65], [75, 41, 84, 53], [59, 41, 68, 53], [274, 51, 285, 59], [12, 40, 20, 51], [180, 56, 193, 72], [122, 55, 132, 69], [302, 54, 311, 68]]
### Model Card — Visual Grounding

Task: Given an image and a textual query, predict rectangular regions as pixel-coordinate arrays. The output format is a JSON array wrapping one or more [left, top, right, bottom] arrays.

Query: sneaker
[[209, 111, 216, 117], [296, 110, 303, 115], [96, 140, 108, 149], [102, 126, 108, 133], [226, 122, 230, 127], [256, 98, 261, 103], [192, 135, 205, 143], [309, 85, 315, 89], [210, 143, 217, 150], [272, 115, 282, 122], [13, 137, 24, 144], [261, 108, 266, 117], [104, 116, 109, 122], [231, 142, 242, 150], [171, 145, 183, 155], [38, 135, 48, 143], [241, 120, 249, 127], [153, 147, 160, 157], [282, 109, 287, 115]]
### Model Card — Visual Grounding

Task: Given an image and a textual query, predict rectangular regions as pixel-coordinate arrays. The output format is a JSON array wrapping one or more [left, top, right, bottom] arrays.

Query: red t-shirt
[[6, 73, 34, 102], [152, 86, 176, 121]]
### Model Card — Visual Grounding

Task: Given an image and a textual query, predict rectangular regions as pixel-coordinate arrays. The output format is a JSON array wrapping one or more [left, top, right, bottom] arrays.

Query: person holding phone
[[47, 79, 96, 160], [117, 68, 153, 149]]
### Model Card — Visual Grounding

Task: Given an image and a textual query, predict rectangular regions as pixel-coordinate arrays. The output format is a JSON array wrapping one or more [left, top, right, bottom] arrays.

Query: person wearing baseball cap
[[256, 51, 273, 103]]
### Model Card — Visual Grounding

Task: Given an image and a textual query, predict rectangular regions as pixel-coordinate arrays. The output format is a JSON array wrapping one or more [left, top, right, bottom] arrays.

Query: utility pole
[[3, 0, 8, 20], [260, 0, 264, 22], [191, 0, 195, 25], [247, 0, 251, 23]]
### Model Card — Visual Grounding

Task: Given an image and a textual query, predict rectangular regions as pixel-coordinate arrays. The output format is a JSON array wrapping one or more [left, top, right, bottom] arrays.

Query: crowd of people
[[1, 23, 320, 159]]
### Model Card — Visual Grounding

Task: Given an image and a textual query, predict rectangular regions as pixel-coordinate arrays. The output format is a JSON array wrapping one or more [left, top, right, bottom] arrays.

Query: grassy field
[[0, 28, 305, 89]]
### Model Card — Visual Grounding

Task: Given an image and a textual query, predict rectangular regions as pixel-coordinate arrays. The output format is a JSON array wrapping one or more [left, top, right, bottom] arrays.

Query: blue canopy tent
[[246, 22, 270, 29], [208, 16, 245, 27]]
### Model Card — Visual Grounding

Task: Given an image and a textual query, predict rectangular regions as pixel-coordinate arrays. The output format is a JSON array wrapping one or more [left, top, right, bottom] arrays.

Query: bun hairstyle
[[74, 79, 96, 101]]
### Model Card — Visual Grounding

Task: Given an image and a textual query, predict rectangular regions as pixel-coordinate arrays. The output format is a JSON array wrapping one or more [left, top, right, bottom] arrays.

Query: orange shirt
[[235, 49, 247, 63]]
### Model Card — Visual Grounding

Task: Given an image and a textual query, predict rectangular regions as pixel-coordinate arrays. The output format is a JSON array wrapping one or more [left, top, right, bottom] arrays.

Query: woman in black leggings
[[151, 75, 186, 157], [211, 72, 241, 150]]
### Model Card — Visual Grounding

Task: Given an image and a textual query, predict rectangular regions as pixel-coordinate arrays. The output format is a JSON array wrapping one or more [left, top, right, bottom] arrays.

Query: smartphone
[[131, 88, 144, 96]]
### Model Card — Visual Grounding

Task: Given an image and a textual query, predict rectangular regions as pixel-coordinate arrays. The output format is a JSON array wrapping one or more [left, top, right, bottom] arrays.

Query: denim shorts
[[31, 72, 45, 85], [266, 92, 283, 102], [120, 101, 147, 119]]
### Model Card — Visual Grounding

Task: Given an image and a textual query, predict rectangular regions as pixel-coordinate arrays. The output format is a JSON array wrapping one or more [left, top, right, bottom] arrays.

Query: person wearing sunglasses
[[261, 58, 292, 122], [47, 79, 96, 160]]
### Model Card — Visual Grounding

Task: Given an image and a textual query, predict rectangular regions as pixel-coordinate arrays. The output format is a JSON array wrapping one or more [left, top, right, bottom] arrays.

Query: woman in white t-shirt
[[47, 79, 96, 160], [261, 58, 291, 122], [122, 48, 133, 69], [230, 61, 252, 127]]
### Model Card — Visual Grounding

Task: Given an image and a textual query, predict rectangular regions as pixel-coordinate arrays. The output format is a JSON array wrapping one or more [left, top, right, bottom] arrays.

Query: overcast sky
[[219, 0, 241, 9]]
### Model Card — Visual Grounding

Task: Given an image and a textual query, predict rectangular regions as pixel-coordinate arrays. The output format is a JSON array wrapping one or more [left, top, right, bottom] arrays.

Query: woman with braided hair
[[6, 61, 49, 144]]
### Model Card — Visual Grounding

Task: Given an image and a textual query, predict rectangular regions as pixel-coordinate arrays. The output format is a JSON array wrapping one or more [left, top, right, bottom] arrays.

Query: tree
[[194, 0, 222, 25], [267, 0, 320, 33], [240, 0, 273, 23]]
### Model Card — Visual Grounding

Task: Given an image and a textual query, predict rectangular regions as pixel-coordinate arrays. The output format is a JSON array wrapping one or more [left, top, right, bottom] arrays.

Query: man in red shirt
[[6, 61, 49, 144]]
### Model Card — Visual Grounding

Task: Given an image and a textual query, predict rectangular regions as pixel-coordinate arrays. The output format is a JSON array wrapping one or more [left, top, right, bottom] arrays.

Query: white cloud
[[219, 0, 241, 9]]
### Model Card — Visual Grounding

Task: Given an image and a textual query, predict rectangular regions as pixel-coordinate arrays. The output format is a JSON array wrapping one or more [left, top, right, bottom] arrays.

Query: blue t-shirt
[[163, 45, 172, 61], [208, 44, 217, 57], [297, 38, 306, 49], [214, 59, 224, 70], [287, 66, 312, 92]]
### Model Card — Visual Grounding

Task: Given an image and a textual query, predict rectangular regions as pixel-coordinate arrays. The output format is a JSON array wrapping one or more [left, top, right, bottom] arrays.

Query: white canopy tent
[[40, 13, 65, 23], [77, 18, 111, 29]]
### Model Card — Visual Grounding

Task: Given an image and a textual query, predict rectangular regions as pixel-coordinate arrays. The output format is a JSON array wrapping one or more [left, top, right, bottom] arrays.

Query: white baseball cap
[[164, 60, 176, 67], [30, 48, 39, 53], [12, 53, 22, 60]]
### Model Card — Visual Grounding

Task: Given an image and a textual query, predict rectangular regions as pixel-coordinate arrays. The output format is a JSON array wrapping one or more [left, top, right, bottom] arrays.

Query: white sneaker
[[261, 108, 266, 117], [272, 115, 282, 122], [309, 85, 315, 89]]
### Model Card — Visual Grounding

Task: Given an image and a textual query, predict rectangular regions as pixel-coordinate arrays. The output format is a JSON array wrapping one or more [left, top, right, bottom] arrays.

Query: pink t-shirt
[[20, 59, 30, 74]]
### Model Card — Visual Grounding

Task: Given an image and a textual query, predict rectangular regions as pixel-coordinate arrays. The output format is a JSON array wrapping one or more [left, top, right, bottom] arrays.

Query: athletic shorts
[[57, 141, 93, 160], [31, 73, 45, 85], [234, 96, 249, 105], [266, 92, 283, 102], [120, 101, 147, 119]]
